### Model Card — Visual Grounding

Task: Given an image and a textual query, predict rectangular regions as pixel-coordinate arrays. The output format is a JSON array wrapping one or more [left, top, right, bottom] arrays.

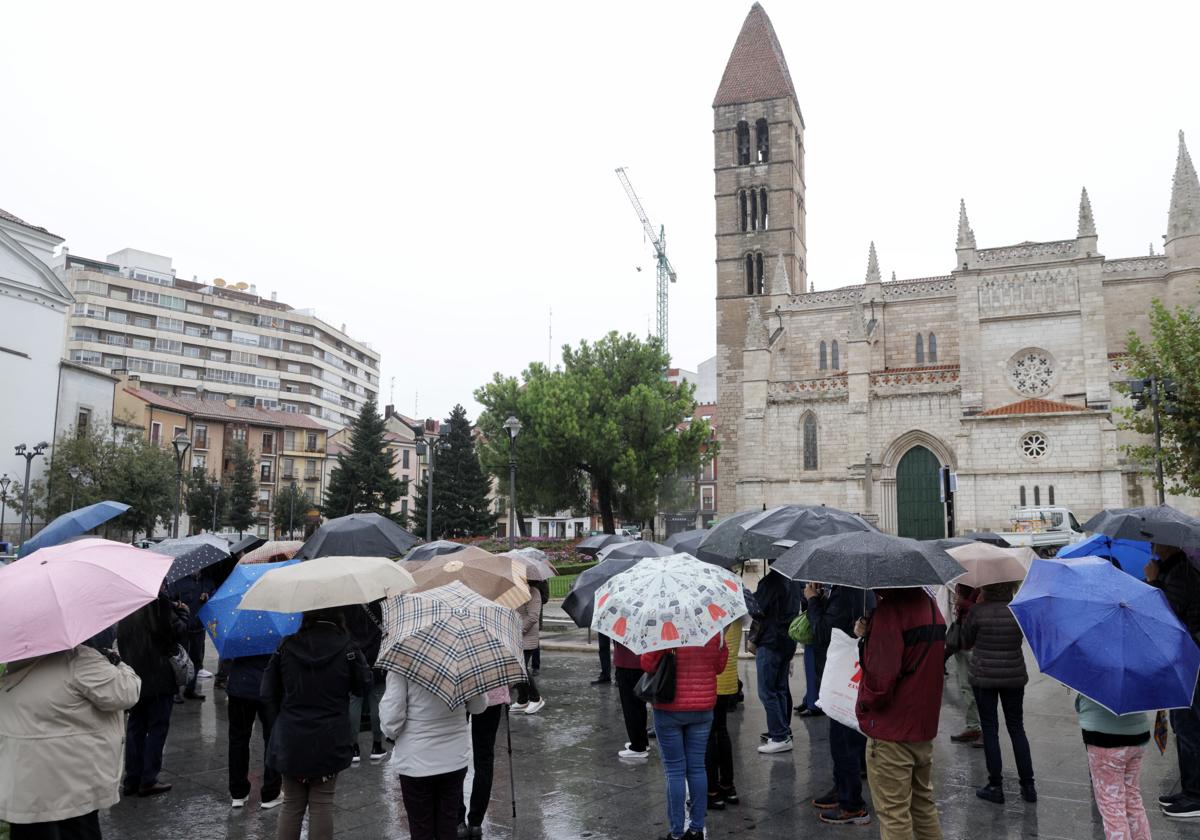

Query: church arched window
[[831, 340, 840, 370], [745, 254, 755, 295], [745, 252, 764, 295], [736, 121, 751, 166], [1034, 486, 1041, 505], [755, 118, 770, 163], [802, 413, 818, 471], [1019, 486, 1027, 506], [819, 340, 827, 370], [738, 190, 748, 232], [915, 333, 925, 365], [760, 188, 769, 229], [928, 333, 938, 363], [755, 253, 764, 293], [749, 190, 759, 231]]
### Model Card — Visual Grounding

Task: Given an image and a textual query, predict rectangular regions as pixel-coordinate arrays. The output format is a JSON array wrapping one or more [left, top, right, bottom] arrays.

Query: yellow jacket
[[716, 622, 742, 696]]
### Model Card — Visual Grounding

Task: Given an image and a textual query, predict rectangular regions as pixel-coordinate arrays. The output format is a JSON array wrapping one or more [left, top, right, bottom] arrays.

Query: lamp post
[[416, 438, 437, 542], [502, 415, 522, 549], [68, 465, 81, 511], [15, 442, 48, 545], [171, 433, 191, 538], [289, 479, 297, 539], [1129, 375, 1177, 505], [210, 482, 221, 533], [0, 474, 11, 545]]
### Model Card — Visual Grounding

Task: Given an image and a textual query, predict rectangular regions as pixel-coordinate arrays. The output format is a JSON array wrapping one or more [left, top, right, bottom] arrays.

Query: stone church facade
[[713, 5, 1200, 536]]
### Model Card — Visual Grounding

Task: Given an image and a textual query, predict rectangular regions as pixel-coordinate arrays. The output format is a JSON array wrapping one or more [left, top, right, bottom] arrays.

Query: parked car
[[996, 507, 1085, 556]]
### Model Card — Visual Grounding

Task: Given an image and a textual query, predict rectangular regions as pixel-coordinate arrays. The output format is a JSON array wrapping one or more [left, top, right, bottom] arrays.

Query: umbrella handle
[[505, 704, 517, 821]]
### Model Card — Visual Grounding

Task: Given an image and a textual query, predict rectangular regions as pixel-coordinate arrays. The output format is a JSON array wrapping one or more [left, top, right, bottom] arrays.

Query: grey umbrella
[[739, 504, 876, 560], [695, 508, 764, 568], [596, 541, 677, 562], [773, 531, 966, 589], [405, 540, 467, 564], [962, 531, 1012, 548], [664, 528, 707, 555], [575, 533, 633, 558], [295, 513, 419, 559], [1082, 504, 1200, 548], [156, 534, 232, 584]]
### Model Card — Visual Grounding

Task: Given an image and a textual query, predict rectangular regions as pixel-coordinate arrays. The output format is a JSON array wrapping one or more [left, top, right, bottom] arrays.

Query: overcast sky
[[2, 1, 1196, 422]]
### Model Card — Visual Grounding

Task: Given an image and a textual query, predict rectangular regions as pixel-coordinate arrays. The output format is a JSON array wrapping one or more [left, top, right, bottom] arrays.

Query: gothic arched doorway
[[896, 445, 945, 540]]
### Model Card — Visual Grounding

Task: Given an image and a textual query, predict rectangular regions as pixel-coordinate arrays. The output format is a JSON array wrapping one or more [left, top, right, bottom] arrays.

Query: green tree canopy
[[226, 440, 258, 534], [108, 434, 177, 541], [412, 405, 496, 538], [323, 398, 403, 519], [272, 482, 310, 538], [185, 467, 227, 534]]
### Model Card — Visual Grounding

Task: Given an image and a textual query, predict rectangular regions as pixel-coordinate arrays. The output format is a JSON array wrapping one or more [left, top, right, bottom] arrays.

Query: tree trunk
[[596, 478, 616, 534]]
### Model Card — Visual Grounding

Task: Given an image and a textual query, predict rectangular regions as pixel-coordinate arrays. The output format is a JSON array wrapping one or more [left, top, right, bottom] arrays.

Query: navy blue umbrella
[[156, 535, 232, 584], [18, 501, 130, 558]]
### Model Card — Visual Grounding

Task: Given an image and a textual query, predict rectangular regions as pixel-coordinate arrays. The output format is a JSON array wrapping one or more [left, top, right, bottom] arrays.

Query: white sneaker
[[618, 747, 649, 759], [757, 737, 793, 754], [231, 796, 248, 808], [625, 741, 653, 750], [509, 701, 528, 712], [369, 747, 387, 763], [524, 698, 546, 715], [260, 796, 283, 810]]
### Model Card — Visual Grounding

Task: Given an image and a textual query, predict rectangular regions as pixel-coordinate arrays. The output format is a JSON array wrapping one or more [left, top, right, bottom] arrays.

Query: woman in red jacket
[[641, 633, 728, 840]]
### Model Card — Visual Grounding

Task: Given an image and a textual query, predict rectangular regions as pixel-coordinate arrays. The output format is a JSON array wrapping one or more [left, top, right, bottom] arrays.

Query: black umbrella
[[156, 535, 232, 584], [562, 552, 679, 627], [229, 535, 266, 556], [295, 513, 419, 559], [1082, 505, 1200, 548], [739, 505, 876, 560], [929, 537, 974, 551], [664, 528, 707, 555], [596, 541, 677, 562], [962, 531, 1011, 548], [575, 533, 633, 558], [695, 508, 764, 568], [773, 531, 966, 589], [405, 540, 467, 564]]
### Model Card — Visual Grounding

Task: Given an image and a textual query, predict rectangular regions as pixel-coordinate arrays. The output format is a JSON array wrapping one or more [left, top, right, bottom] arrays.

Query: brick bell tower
[[713, 3, 806, 514]]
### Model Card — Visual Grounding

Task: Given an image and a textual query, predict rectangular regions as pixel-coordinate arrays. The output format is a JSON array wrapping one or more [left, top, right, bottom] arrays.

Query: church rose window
[[1008, 350, 1055, 396], [1020, 432, 1048, 460]]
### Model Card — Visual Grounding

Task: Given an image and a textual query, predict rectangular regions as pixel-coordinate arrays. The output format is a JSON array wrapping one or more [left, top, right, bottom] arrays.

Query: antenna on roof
[[389, 376, 395, 405]]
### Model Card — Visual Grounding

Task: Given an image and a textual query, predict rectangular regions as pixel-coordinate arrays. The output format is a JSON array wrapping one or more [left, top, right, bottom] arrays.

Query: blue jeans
[[757, 647, 792, 741], [803, 645, 820, 709], [1170, 681, 1200, 799], [829, 719, 867, 811], [654, 708, 713, 837]]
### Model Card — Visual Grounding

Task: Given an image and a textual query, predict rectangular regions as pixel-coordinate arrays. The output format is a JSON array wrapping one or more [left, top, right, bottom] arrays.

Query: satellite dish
[[234, 282, 249, 291], [213, 278, 226, 287]]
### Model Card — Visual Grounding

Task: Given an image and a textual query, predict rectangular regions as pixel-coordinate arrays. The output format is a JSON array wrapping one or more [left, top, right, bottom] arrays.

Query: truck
[[995, 507, 1086, 556]]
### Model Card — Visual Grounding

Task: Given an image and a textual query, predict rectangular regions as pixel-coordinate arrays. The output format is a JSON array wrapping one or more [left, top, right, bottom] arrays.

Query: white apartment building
[[56, 248, 379, 429]]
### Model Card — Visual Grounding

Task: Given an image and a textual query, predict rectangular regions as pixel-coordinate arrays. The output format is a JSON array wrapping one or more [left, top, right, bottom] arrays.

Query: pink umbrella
[[0, 537, 172, 662]]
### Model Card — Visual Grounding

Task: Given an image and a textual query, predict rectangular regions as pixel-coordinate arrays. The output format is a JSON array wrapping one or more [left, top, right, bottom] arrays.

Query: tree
[[272, 482, 310, 538], [185, 467, 227, 534], [323, 399, 403, 518], [1120, 299, 1200, 496], [412, 405, 495, 539], [227, 440, 258, 534], [108, 435, 177, 541], [31, 423, 118, 520]]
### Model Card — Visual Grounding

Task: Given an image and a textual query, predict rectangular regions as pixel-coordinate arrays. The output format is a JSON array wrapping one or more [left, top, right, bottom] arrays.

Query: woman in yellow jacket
[[705, 621, 742, 809]]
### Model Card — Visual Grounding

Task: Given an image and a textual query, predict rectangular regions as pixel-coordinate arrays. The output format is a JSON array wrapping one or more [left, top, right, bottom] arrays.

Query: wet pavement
[[101, 644, 1195, 840]]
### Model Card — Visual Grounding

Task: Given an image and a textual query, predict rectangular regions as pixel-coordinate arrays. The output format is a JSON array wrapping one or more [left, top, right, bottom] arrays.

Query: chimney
[[385, 404, 395, 419], [341, 323, 346, 334], [271, 291, 277, 302]]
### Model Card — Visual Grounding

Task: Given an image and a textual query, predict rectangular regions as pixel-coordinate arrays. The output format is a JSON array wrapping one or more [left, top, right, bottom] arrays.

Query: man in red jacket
[[854, 587, 946, 840]]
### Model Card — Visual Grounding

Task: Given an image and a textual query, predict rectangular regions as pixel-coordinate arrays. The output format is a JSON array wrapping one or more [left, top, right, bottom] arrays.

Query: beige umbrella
[[400, 544, 496, 574], [946, 543, 1036, 588], [237, 555, 415, 612], [240, 540, 305, 564], [408, 548, 530, 609], [498, 547, 557, 582]]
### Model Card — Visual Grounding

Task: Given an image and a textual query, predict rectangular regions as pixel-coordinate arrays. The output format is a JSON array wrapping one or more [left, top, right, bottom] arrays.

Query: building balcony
[[304, 474, 320, 482]]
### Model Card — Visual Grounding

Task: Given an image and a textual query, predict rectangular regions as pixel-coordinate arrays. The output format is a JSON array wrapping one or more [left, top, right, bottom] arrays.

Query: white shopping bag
[[816, 629, 863, 733]]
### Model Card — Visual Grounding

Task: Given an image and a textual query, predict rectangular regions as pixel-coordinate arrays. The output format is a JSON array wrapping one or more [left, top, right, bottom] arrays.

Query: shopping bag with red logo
[[817, 628, 864, 733]]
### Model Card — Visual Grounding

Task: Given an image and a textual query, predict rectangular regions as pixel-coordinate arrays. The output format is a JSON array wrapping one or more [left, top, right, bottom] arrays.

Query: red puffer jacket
[[640, 633, 728, 713], [612, 642, 641, 670]]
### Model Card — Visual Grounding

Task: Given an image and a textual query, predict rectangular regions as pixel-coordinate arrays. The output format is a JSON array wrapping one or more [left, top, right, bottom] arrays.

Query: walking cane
[[505, 704, 517, 821]]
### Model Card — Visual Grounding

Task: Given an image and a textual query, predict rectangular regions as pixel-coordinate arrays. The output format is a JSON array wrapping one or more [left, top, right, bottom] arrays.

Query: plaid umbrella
[[406, 548, 530, 609], [377, 581, 525, 708], [405, 540, 468, 564], [773, 531, 966, 589], [156, 535, 232, 584], [1082, 504, 1200, 548]]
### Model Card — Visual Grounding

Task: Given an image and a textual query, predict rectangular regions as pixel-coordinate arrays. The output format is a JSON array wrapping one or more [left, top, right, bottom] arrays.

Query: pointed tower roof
[[713, 4, 800, 113], [1168, 130, 1200, 240], [864, 241, 881, 283], [1077, 187, 1096, 238], [956, 199, 976, 249], [771, 254, 791, 295]]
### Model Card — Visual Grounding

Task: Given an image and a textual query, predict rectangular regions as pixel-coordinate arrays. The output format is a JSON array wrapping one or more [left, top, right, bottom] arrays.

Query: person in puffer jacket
[[641, 632, 728, 840], [961, 581, 1036, 805]]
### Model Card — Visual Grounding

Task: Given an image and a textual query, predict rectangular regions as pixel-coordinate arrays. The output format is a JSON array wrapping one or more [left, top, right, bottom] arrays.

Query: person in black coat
[[166, 570, 214, 700], [227, 654, 282, 809], [752, 562, 802, 751], [263, 608, 370, 840], [343, 600, 387, 764], [116, 592, 189, 797]]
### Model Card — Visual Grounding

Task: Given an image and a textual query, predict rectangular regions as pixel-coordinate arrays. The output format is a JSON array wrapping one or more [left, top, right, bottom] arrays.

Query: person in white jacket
[[380, 672, 486, 840]]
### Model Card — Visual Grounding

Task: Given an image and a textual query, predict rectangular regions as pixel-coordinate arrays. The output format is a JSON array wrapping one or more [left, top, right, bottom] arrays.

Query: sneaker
[[1159, 792, 1184, 807], [231, 796, 248, 808], [819, 807, 871, 826], [812, 789, 839, 810], [722, 786, 739, 805], [950, 729, 982, 743], [351, 744, 361, 766], [976, 784, 1005, 804], [619, 747, 649, 759], [793, 704, 808, 714], [590, 675, 612, 685], [509, 701, 528, 712], [707, 792, 726, 811], [468, 828, 482, 839], [625, 741, 652, 751], [370, 742, 387, 762], [681, 830, 705, 840], [1020, 782, 1038, 803], [524, 698, 546, 715], [456, 824, 469, 840], [260, 796, 283, 810], [759, 731, 770, 743], [1162, 798, 1200, 818], [138, 782, 173, 797], [798, 707, 824, 718], [757, 737, 793, 754]]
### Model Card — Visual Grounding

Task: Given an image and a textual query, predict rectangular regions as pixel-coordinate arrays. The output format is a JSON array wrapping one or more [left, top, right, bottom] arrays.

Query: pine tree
[[322, 399, 403, 518], [227, 440, 258, 535], [412, 405, 495, 539]]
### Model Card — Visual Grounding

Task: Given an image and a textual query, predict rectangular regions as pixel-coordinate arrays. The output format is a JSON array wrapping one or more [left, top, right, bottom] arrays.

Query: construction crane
[[615, 167, 677, 355]]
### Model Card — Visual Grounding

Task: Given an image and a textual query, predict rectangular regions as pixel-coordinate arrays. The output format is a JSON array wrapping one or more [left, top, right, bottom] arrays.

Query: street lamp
[[289, 479, 298, 539], [502, 415, 523, 549], [171, 433, 191, 538], [1129, 375, 1179, 505], [14, 442, 48, 545], [415, 437, 437, 542], [0, 474, 11, 546], [68, 465, 82, 511], [210, 482, 221, 533]]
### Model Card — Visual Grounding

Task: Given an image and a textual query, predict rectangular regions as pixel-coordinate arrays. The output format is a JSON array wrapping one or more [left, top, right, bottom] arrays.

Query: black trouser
[[458, 704, 503, 827], [616, 666, 649, 751], [974, 685, 1035, 785], [123, 691, 174, 788], [597, 633, 611, 679], [706, 695, 735, 794], [228, 694, 282, 801], [829, 718, 867, 811], [400, 767, 469, 840], [515, 650, 540, 703], [184, 630, 205, 694], [10, 811, 101, 840]]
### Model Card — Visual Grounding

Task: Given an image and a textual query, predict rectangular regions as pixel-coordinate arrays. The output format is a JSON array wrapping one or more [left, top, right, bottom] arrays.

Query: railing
[[548, 574, 579, 599]]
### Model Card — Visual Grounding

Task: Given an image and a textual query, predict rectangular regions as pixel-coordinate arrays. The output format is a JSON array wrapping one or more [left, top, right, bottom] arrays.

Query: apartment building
[[57, 248, 379, 430]]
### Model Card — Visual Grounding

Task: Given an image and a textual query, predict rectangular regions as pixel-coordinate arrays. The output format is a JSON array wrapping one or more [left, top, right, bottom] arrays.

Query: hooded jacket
[[641, 632, 728, 712], [751, 569, 801, 654], [1152, 551, 1200, 643], [116, 595, 189, 697], [343, 600, 384, 666], [961, 593, 1028, 689]]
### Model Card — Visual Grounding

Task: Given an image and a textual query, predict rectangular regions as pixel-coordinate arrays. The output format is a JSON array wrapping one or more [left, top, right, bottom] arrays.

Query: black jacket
[[961, 596, 1028, 689], [1152, 552, 1200, 643], [166, 573, 213, 634], [117, 595, 189, 697], [342, 601, 384, 667], [262, 622, 370, 779], [227, 654, 273, 701], [752, 570, 801, 654], [807, 586, 875, 684]]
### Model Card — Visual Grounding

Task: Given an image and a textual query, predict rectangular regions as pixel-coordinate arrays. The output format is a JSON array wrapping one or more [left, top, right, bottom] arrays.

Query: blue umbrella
[[198, 560, 301, 658], [1058, 535, 1152, 578], [18, 501, 130, 558], [1011, 555, 1200, 714]]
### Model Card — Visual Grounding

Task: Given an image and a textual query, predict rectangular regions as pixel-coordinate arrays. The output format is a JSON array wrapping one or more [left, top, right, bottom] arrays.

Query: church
[[712, 4, 1200, 537]]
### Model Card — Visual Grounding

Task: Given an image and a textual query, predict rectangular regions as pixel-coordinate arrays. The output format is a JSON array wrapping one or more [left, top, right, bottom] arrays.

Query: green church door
[[896, 445, 945, 540]]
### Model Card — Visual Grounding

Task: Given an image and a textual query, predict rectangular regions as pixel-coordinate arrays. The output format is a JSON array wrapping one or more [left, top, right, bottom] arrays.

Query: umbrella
[[401, 545, 498, 573], [929, 537, 974, 550], [295, 512, 418, 559], [498, 548, 557, 582], [17, 501, 131, 558], [945, 543, 1035, 588], [1082, 504, 1200, 548], [664, 528, 707, 555], [590, 554, 747, 654], [1011, 556, 1200, 714], [1058, 535, 1152, 578], [738, 504, 876, 561], [408, 549, 530, 609], [241, 540, 305, 565], [404, 540, 468, 564], [0, 538, 172, 661], [198, 560, 302, 658], [962, 531, 1012, 548], [229, 535, 266, 557], [773, 531, 966, 589], [238, 555, 415, 613], [377, 580, 525, 708], [695, 508, 767, 567], [575, 533, 633, 558], [156, 534, 233, 584], [596, 541, 677, 562]]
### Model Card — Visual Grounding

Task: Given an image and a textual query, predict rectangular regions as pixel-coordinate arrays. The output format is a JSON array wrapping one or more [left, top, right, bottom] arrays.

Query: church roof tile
[[978, 398, 1089, 417], [713, 4, 799, 111]]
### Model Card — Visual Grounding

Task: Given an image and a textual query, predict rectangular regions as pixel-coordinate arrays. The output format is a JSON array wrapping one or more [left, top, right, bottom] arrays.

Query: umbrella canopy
[[229, 535, 266, 557], [498, 547, 557, 582], [1083, 504, 1200, 548], [408, 549, 530, 609], [0, 538, 172, 661], [664, 528, 707, 555], [1011, 556, 1200, 714], [295, 512, 419, 559], [773, 531, 966, 589], [596, 541, 677, 562], [929, 537, 974, 551], [238, 555, 415, 613], [575, 533, 633, 558], [695, 508, 767, 567], [240, 540, 305, 565], [962, 531, 1012, 547], [17, 501, 131, 558], [155, 534, 232, 584], [563, 558, 648, 628], [946, 543, 1035, 588], [590, 554, 747, 654], [738, 504, 876, 561], [377, 581, 525, 709], [404, 540, 468, 564], [198, 559, 301, 658], [1058, 535, 1152, 578]]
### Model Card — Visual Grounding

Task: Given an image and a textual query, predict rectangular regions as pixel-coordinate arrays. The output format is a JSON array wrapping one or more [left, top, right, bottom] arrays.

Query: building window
[[401, 499, 409, 517], [305, 459, 318, 479], [755, 118, 769, 162], [150, 421, 162, 446], [735, 120, 751, 165], [928, 333, 938, 363], [193, 424, 207, 450], [283, 458, 294, 479], [192, 453, 206, 470], [402, 449, 410, 469], [739, 191, 748, 231], [831, 340, 840, 370], [802, 413, 818, 470], [260, 461, 272, 482], [701, 486, 715, 511], [262, 432, 274, 455], [1019, 486, 1027, 506], [1034, 485, 1041, 505], [749, 189, 758, 231], [76, 407, 92, 437], [284, 430, 296, 451], [915, 333, 925, 365], [819, 341, 828, 371], [759, 188, 768, 229], [1048, 485, 1055, 505], [744, 252, 764, 295], [232, 428, 246, 443], [306, 432, 319, 451], [1021, 431, 1048, 460]]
